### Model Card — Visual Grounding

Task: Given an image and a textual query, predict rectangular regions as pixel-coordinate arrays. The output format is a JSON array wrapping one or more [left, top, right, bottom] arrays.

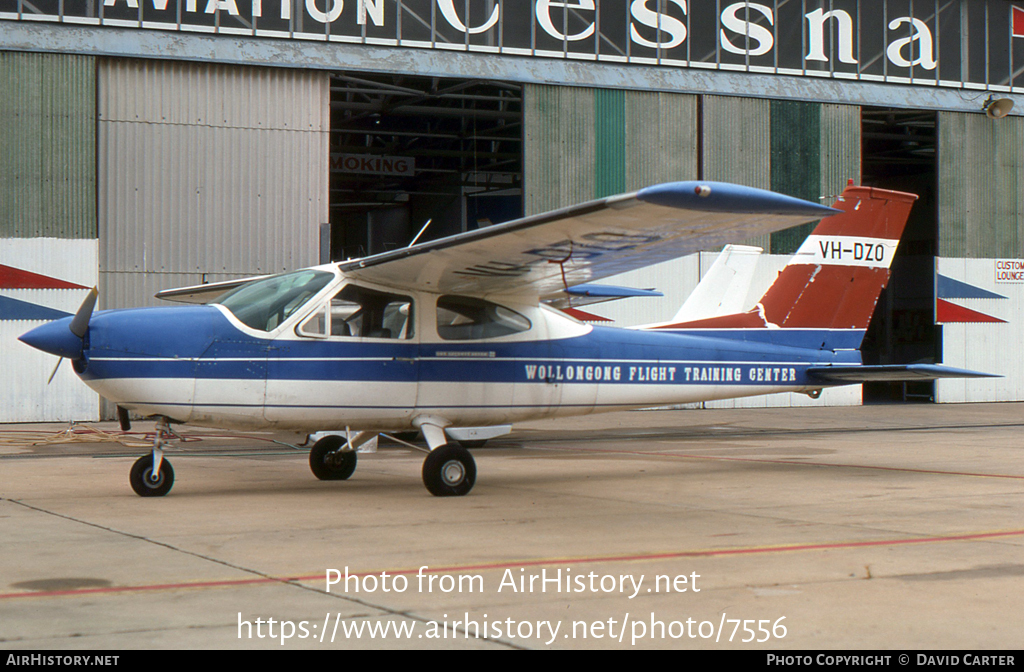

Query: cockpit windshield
[[213, 269, 334, 332]]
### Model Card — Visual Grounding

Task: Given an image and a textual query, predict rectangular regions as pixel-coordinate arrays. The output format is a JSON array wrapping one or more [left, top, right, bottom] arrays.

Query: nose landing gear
[[129, 418, 176, 497]]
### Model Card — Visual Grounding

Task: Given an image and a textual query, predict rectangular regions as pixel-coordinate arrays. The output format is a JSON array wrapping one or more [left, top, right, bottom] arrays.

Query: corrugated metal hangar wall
[[0, 53, 96, 240], [937, 112, 1024, 403], [524, 85, 861, 325], [1, 52, 99, 421], [524, 87, 698, 214], [2, 52, 330, 420], [98, 59, 329, 310], [522, 85, 863, 408], [939, 112, 1024, 259]]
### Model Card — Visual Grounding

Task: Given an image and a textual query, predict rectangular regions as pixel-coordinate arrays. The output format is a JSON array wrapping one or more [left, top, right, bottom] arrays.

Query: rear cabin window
[[436, 296, 531, 341], [298, 285, 414, 340]]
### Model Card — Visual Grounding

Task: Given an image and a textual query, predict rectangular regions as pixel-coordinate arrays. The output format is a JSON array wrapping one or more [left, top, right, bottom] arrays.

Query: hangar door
[[860, 108, 939, 402], [328, 73, 523, 259]]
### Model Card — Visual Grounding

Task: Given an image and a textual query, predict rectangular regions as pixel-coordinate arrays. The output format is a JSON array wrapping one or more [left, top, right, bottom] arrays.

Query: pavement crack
[[6, 497, 291, 585], [3, 497, 524, 650]]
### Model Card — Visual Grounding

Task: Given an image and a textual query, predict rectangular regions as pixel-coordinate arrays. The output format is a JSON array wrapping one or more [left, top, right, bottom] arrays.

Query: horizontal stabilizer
[[547, 284, 663, 309], [567, 284, 663, 300], [807, 364, 998, 383]]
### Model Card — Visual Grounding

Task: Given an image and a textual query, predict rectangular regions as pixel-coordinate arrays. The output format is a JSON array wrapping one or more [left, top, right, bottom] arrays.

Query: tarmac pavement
[[1, 402, 1023, 650]]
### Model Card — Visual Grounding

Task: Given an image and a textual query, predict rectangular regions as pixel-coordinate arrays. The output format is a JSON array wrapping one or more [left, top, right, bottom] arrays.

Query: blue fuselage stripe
[[79, 311, 857, 388]]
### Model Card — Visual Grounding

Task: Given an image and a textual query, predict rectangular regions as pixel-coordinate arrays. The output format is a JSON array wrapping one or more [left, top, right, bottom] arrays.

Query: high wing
[[338, 181, 837, 299]]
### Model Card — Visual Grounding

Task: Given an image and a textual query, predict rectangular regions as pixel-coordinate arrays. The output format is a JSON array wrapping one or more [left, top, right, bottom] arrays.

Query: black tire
[[309, 435, 357, 481], [129, 454, 175, 497], [422, 444, 476, 497], [458, 439, 487, 449]]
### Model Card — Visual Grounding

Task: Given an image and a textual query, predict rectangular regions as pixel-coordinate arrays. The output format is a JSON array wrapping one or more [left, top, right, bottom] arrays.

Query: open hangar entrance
[[323, 77, 971, 408], [860, 107, 939, 402], [327, 73, 523, 261]]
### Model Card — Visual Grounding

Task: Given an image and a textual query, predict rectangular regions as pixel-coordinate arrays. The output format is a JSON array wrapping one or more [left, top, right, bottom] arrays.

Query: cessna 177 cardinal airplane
[[19, 180, 993, 498]]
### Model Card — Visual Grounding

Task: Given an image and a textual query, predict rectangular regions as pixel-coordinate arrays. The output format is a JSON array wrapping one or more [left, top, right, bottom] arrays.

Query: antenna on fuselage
[[408, 219, 433, 247]]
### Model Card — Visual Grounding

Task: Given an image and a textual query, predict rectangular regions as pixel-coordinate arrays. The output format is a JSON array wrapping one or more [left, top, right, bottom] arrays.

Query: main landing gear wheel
[[309, 435, 357, 481], [129, 454, 175, 497], [422, 444, 476, 497]]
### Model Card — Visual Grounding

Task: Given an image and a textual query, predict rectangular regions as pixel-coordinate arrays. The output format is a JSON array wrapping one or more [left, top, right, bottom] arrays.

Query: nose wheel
[[129, 418, 175, 497], [130, 453, 175, 497]]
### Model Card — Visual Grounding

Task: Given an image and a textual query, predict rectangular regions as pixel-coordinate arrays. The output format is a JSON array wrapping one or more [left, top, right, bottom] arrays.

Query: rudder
[[758, 185, 917, 332], [651, 185, 918, 349]]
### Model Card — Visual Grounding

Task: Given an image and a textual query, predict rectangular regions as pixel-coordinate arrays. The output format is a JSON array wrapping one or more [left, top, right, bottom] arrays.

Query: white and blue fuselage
[[72, 271, 848, 432]]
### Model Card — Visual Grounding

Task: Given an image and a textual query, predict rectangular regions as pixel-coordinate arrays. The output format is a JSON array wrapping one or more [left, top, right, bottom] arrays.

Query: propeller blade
[[69, 287, 99, 338], [46, 357, 64, 385]]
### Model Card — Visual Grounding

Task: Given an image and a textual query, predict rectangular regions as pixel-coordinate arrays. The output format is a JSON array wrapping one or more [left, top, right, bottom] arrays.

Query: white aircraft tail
[[670, 244, 762, 323]]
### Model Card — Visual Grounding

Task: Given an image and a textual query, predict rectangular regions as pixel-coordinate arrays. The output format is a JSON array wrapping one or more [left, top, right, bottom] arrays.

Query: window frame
[[212, 269, 335, 334], [435, 295, 533, 341], [295, 283, 416, 341]]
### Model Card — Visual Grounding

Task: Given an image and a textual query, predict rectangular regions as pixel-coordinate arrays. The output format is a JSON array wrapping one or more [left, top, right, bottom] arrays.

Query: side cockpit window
[[298, 284, 414, 340], [436, 296, 531, 341]]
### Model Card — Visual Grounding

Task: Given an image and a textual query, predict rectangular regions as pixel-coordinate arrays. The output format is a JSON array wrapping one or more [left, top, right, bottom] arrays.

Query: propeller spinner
[[19, 287, 99, 362]]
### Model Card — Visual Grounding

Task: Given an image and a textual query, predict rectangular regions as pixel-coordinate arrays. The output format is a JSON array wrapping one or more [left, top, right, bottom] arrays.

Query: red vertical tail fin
[[653, 186, 918, 349], [758, 186, 917, 331]]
